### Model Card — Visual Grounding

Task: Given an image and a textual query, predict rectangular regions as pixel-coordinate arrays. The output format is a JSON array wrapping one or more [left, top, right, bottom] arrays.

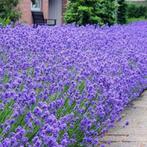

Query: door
[[49, 0, 62, 25]]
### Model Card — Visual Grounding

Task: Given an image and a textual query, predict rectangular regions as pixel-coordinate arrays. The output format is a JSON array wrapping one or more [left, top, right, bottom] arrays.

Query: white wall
[[49, 0, 62, 25]]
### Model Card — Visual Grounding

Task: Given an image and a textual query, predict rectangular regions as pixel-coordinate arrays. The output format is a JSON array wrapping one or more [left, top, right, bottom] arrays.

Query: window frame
[[31, 0, 42, 12]]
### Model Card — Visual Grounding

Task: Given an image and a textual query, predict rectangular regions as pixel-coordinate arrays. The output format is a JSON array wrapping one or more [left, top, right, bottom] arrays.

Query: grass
[[127, 17, 147, 23]]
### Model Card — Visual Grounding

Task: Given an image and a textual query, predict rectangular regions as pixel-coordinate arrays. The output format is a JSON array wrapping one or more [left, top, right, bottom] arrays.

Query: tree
[[117, 0, 127, 24], [0, 0, 20, 22], [64, 0, 118, 26]]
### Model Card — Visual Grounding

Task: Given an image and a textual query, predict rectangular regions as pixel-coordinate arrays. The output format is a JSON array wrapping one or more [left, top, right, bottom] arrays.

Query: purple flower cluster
[[0, 22, 146, 146]]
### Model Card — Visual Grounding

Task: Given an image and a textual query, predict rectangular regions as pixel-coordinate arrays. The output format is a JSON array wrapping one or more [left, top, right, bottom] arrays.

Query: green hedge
[[127, 4, 147, 18], [117, 0, 127, 24]]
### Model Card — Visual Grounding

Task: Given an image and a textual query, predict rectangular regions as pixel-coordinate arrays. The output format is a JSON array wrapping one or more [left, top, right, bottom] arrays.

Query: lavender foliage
[[0, 22, 146, 146]]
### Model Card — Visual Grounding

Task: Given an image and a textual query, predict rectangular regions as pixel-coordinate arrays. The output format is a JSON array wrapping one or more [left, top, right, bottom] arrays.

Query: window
[[31, 0, 41, 11]]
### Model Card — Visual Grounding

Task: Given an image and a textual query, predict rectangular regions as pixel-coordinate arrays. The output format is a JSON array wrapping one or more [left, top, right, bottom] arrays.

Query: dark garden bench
[[32, 11, 56, 27]]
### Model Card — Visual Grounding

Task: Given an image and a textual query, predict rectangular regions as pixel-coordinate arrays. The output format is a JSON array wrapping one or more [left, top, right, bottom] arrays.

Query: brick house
[[19, 0, 67, 25]]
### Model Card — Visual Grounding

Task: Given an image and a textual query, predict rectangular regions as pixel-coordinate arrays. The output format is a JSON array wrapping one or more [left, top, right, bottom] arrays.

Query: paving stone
[[104, 142, 147, 147], [99, 91, 147, 147]]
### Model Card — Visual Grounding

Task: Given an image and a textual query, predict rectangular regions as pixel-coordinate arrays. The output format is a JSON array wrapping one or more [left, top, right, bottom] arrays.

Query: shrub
[[127, 4, 147, 18], [64, 0, 118, 26], [0, 22, 146, 146], [0, 0, 20, 22], [117, 0, 128, 24], [0, 18, 11, 27]]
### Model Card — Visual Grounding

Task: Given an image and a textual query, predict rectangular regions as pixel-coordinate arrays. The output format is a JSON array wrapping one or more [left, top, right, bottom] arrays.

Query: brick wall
[[19, 0, 67, 25], [19, 0, 49, 24], [42, 0, 49, 20], [19, 0, 32, 24], [62, 0, 68, 23]]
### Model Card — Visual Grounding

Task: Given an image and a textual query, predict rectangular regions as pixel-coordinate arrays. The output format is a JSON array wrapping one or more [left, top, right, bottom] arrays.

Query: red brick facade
[[19, 0, 67, 25], [62, 0, 68, 22], [18, 0, 32, 24], [42, 0, 49, 20]]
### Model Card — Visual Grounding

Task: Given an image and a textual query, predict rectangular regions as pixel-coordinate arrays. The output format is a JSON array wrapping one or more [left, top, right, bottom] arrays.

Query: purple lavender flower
[[0, 22, 146, 146]]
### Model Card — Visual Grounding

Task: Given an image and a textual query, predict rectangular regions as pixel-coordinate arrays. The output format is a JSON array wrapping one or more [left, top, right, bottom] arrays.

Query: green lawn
[[127, 17, 147, 23]]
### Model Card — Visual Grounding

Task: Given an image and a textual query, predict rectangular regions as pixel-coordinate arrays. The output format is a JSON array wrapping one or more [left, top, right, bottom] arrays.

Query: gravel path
[[100, 90, 147, 147]]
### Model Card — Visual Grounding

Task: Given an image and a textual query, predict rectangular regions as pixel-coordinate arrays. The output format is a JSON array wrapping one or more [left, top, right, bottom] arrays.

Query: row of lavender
[[0, 22, 146, 147]]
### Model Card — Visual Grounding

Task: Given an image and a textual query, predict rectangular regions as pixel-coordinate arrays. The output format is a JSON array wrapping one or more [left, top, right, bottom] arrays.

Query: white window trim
[[31, 0, 41, 12]]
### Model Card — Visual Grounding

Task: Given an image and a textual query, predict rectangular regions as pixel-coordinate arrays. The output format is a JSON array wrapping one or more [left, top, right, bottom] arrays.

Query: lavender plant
[[0, 22, 146, 147]]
